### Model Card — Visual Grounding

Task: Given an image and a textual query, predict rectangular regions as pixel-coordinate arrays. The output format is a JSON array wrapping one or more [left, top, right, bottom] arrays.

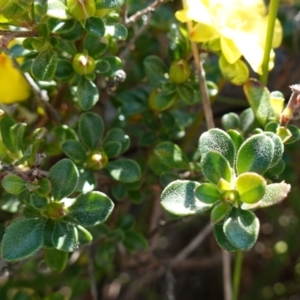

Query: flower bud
[[169, 59, 191, 84], [86, 150, 108, 170], [67, 0, 96, 20], [45, 202, 66, 220], [72, 53, 95, 75]]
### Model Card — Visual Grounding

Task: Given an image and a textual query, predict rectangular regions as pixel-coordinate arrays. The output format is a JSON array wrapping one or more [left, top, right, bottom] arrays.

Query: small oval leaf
[[68, 191, 114, 227], [195, 183, 221, 204], [48, 159, 79, 200], [2, 218, 45, 261], [52, 222, 78, 252], [161, 180, 211, 216]]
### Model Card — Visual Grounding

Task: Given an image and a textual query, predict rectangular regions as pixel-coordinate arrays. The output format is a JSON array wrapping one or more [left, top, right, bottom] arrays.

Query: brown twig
[[125, 0, 172, 25], [222, 250, 232, 300], [0, 30, 38, 38]]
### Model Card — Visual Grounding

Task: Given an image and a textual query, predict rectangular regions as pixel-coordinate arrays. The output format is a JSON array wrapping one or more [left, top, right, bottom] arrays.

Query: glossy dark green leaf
[[103, 141, 122, 158], [200, 151, 232, 185], [143, 55, 167, 87], [32, 48, 58, 81], [199, 128, 235, 166], [161, 180, 211, 216], [236, 133, 274, 175], [0, 114, 15, 153], [68, 191, 114, 227], [55, 59, 74, 81], [106, 23, 128, 40], [60, 21, 84, 41], [62, 140, 87, 163], [239, 108, 259, 133], [223, 208, 259, 250], [2, 218, 45, 261], [78, 112, 104, 150], [43, 219, 56, 248], [48, 159, 79, 200], [95, 59, 110, 73], [149, 90, 176, 111], [52, 222, 78, 252], [85, 17, 106, 37], [84, 34, 108, 57], [77, 225, 93, 243], [106, 158, 141, 183], [77, 77, 99, 111], [285, 125, 300, 144], [243, 79, 278, 126], [45, 248, 68, 272], [47, 18, 76, 34], [76, 169, 96, 193], [10, 123, 27, 154], [103, 128, 130, 154], [154, 141, 189, 170], [30, 194, 48, 209]]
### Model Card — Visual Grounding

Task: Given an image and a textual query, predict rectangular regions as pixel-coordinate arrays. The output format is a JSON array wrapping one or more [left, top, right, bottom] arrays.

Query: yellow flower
[[0, 52, 30, 104], [176, 0, 283, 75]]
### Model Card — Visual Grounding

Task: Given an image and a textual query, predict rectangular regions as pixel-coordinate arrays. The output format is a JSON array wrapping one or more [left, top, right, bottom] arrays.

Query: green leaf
[[177, 83, 196, 105], [47, 18, 76, 34], [223, 208, 259, 251], [257, 182, 291, 208], [276, 126, 292, 143], [227, 129, 244, 152], [1, 218, 45, 261], [60, 21, 85, 41], [32, 48, 58, 81], [239, 108, 259, 134], [76, 169, 96, 193], [149, 90, 176, 111], [143, 55, 167, 87], [43, 219, 56, 248], [263, 132, 284, 168], [77, 225, 93, 243], [45, 248, 68, 272], [106, 23, 128, 40], [55, 59, 74, 81], [200, 151, 232, 185], [213, 220, 237, 252], [195, 183, 221, 204], [285, 125, 300, 144], [30, 194, 48, 209], [236, 173, 266, 204], [68, 191, 114, 227], [96, 59, 110, 73], [219, 55, 249, 85], [111, 183, 127, 201], [78, 112, 104, 150], [221, 113, 240, 131], [161, 180, 211, 216], [36, 178, 52, 196], [85, 17, 106, 36], [9, 123, 27, 154], [0, 114, 15, 153], [52, 222, 78, 252], [116, 215, 135, 231], [62, 140, 88, 163], [123, 230, 148, 253], [199, 128, 235, 166], [2, 174, 26, 194], [153, 141, 189, 170], [103, 128, 130, 154], [211, 202, 231, 224], [106, 158, 141, 183], [236, 133, 274, 175], [103, 141, 122, 158], [48, 159, 79, 200], [243, 79, 278, 126], [46, 0, 69, 19], [77, 77, 99, 111], [96, 0, 125, 9]]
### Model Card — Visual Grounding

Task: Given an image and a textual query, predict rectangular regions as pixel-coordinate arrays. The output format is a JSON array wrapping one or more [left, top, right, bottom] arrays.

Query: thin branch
[[125, 0, 172, 25], [87, 246, 98, 300], [222, 250, 232, 300], [0, 30, 38, 38], [170, 222, 213, 267]]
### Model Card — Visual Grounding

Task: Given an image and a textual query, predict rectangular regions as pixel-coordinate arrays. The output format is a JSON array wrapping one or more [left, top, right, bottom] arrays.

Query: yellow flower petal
[[272, 19, 283, 48], [220, 37, 241, 64], [0, 53, 30, 104], [190, 23, 219, 42]]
